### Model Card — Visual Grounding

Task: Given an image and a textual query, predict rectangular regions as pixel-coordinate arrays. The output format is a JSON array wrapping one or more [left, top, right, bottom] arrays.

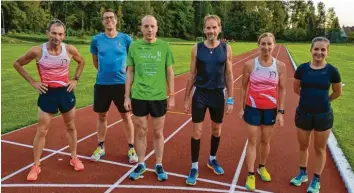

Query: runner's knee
[[299, 142, 309, 151], [248, 136, 257, 146], [37, 127, 49, 138], [121, 112, 131, 122], [315, 146, 326, 155], [211, 128, 221, 137], [135, 120, 148, 138], [260, 137, 271, 146], [65, 119, 76, 131], [192, 126, 202, 139], [98, 113, 108, 122], [211, 122, 221, 137], [153, 129, 163, 139]]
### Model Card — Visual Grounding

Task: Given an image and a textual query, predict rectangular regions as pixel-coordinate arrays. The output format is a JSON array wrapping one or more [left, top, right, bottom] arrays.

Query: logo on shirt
[[61, 59, 68, 66], [269, 71, 277, 78], [157, 51, 162, 61]]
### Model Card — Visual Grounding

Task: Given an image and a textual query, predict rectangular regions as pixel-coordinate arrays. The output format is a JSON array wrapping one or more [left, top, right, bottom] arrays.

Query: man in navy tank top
[[183, 15, 234, 186], [13, 19, 85, 181]]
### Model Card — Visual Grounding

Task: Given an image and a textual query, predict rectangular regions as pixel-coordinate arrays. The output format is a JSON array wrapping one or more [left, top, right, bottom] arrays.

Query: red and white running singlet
[[37, 43, 70, 88], [246, 57, 279, 109]]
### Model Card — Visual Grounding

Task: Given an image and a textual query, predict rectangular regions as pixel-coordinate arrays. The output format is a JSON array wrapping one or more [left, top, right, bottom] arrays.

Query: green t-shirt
[[127, 39, 174, 100]]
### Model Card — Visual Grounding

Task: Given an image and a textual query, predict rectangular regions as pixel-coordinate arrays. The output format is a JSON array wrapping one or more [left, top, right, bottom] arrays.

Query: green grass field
[[286, 43, 354, 170], [1, 40, 257, 134]]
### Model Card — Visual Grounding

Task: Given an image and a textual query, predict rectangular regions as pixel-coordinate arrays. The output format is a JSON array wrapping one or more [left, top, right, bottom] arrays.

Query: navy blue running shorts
[[243, 105, 277, 126], [295, 107, 333, 131], [192, 87, 225, 123], [38, 87, 75, 114]]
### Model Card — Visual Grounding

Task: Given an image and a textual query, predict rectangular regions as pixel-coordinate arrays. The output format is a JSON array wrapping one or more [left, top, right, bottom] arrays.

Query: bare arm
[[329, 82, 342, 101], [277, 61, 287, 110], [13, 46, 40, 85], [225, 45, 234, 98], [92, 54, 98, 70], [240, 60, 253, 110], [67, 44, 85, 79], [293, 79, 301, 95], [184, 44, 197, 102], [125, 66, 134, 99], [166, 66, 174, 95]]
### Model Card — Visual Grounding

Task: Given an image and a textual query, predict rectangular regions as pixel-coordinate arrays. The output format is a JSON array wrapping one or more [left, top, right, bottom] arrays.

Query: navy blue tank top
[[194, 42, 227, 89]]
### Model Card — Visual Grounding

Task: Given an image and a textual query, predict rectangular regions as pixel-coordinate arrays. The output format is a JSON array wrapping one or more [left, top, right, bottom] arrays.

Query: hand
[[238, 110, 244, 119], [66, 80, 78, 92], [167, 96, 175, 110], [276, 113, 284, 127], [31, 82, 48, 94], [184, 100, 190, 114], [124, 97, 132, 111], [225, 104, 233, 115]]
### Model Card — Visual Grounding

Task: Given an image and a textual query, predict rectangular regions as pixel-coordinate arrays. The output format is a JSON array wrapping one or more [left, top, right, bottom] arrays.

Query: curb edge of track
[[284, 45, 354, 193]]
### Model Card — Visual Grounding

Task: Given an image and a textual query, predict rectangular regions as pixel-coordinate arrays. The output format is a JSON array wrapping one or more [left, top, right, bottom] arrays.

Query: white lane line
[[104, 118, 192, 193]]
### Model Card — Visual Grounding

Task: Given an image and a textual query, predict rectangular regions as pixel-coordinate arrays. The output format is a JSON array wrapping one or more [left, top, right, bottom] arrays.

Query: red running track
[[1, 45, 347, 193]]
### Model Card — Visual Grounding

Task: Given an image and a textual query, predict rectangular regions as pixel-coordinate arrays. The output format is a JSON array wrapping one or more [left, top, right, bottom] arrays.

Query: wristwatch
[[74, 76, 79, 81], [277, 110, 285, 114]]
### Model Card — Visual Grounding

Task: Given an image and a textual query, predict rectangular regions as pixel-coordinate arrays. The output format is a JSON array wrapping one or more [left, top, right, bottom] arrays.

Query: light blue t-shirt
[[90, 32, 132, 85]]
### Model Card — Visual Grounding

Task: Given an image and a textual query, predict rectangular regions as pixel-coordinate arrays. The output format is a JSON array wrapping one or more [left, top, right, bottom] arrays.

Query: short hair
[[47, 19, 66, 32], [311, 36, 330, 49], [203, 15, 221, 27], [257, 32, 276, 45], [141, 15, 157, 25], [101, 9, 117, 19]]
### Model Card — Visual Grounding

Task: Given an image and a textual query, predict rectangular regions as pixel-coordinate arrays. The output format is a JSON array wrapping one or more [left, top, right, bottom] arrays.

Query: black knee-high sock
[[210, 135, 220, 156], [191, 138, 200, 162], [98, 141, 104, 149]]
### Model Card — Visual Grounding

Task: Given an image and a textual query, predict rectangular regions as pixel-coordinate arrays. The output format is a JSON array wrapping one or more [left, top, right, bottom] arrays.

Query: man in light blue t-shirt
[[89, 9, 137, 164]]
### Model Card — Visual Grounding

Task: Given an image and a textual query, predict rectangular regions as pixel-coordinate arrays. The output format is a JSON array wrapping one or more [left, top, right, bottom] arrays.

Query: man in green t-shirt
[[124, 15, 175, 182]]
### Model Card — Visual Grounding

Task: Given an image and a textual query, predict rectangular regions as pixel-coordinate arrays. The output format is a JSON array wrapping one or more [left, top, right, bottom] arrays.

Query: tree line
[[1, 1, 344, 42]]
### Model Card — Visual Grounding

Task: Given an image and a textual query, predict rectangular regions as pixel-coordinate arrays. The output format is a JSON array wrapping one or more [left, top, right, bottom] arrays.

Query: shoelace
[[295, 170, 306, 180], [129, 150, 136, 156], [72, 158, 82, 163], [311, 177, 319, 188], [134, 164, 144, 173], [211, 159, 220, 167], [94, 147, 102, 154], [189, 168, 198, 177], [155, 165, 164, 174]]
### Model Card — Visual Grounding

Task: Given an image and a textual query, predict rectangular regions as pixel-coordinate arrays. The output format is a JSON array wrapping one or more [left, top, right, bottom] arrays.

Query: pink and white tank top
[[246, 57, 279, 109], [37, 43, 70, 88]]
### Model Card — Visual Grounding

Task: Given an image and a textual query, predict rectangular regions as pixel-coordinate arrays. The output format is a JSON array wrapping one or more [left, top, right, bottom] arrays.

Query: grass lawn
[[286, 43, 354, 170], [1, 40, 256, 134]]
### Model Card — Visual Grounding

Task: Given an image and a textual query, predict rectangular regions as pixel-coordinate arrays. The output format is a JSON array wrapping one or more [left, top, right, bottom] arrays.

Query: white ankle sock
[[192, 162, 198, 169], [209, 155, 216, 161]]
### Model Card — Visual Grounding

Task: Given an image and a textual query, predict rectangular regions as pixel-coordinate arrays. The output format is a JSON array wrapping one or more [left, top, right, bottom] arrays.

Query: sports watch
[[277, 110, 285, 114]]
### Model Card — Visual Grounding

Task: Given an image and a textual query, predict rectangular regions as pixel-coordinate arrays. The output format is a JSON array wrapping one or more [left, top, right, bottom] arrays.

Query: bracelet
[[226, 97, 234, 105], [168, 93, 175, 96], [74, 76, 79, 81]]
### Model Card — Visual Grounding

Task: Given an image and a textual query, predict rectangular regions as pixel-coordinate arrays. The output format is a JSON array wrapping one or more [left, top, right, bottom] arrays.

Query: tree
[[305, 0, 317, 40], [316, 2, 326, 36]]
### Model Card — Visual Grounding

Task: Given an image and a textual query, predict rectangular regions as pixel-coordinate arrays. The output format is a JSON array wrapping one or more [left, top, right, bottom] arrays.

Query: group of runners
[[13, 10, 342, 193]]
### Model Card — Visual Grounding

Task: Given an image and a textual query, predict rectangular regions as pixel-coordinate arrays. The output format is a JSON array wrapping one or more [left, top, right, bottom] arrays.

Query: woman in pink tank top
[[239, 33, 287, 191]]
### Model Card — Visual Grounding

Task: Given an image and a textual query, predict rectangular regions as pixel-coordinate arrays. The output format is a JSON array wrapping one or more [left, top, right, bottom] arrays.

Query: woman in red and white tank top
[[239, 33, 287, 191]]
